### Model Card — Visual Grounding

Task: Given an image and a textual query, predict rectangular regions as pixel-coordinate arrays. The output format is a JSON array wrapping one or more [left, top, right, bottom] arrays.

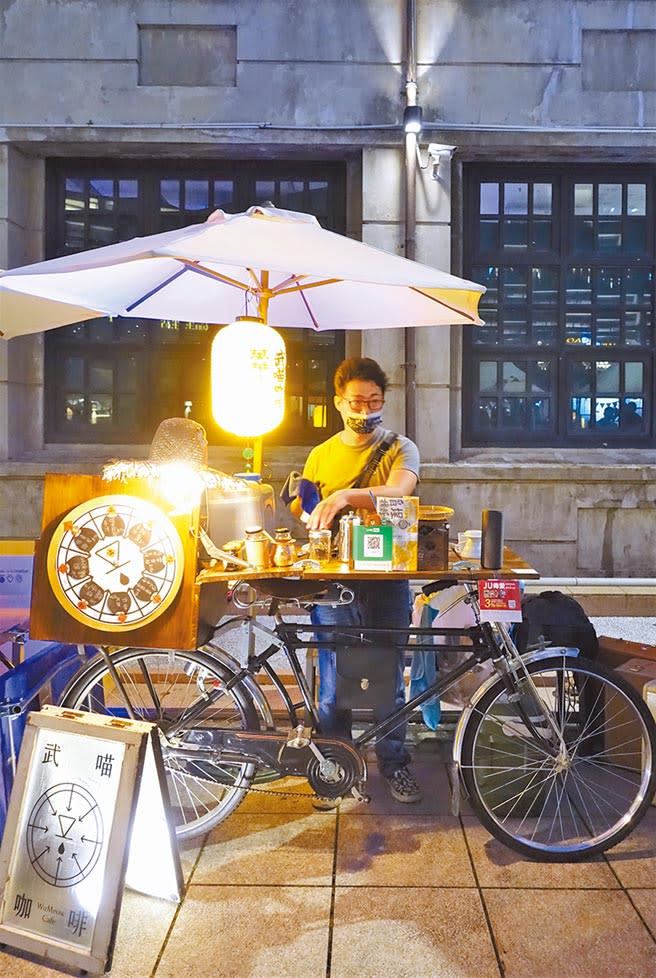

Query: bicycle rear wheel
[[60, 647, 259, 839], [459, 653, 656, 861]]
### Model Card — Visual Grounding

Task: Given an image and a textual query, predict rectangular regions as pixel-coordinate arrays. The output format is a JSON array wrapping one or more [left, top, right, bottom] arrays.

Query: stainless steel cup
[[338, 513, 360, 563]]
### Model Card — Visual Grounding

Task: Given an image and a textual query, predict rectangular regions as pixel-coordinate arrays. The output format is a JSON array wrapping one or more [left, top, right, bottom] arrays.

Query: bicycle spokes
[[460, 655, 656, 859]]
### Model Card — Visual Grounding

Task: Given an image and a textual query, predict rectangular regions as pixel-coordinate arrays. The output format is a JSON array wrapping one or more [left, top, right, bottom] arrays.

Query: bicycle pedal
[[286, 724, 311, 748]]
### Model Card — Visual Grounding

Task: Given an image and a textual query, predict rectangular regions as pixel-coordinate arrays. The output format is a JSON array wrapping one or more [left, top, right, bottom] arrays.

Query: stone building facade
[[1, 0, 655, 576]]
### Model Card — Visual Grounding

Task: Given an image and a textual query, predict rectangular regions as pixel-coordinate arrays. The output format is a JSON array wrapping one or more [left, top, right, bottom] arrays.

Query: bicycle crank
[[172, 727, 367, 788], [305, 742, 364, 799]]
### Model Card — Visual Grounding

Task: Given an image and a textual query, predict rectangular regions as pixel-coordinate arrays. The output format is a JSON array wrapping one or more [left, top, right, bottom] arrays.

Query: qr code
[[364, 535, 382, 557]]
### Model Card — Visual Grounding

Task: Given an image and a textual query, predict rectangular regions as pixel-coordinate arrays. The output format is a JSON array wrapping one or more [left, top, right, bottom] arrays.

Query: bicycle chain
[[241, 781, 323, 800]]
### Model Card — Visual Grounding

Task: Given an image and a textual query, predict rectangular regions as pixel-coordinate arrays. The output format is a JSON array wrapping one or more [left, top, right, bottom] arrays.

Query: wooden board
[[30, 473, 202, 650], [196, 545, 539, 586]]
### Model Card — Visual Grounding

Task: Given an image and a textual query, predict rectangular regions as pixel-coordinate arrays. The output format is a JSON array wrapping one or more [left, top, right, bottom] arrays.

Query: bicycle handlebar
[[230, 579, 355, 612]]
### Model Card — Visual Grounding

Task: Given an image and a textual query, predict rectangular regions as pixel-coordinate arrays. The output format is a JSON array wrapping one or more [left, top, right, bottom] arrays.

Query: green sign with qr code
[[352, 524, 393, 571]]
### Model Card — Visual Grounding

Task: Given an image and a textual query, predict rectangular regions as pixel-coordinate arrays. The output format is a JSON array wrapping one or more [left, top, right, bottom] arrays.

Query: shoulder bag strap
[[351, 432, 398, 489]]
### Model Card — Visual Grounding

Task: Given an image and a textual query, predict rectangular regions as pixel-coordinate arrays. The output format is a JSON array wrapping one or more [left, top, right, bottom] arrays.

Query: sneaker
[[384, 767, 422, 804], [312, 796, 340, 811]]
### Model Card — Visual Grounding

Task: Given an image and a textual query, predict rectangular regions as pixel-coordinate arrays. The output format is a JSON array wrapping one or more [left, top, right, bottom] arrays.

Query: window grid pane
[[465, 167, 654, 446]]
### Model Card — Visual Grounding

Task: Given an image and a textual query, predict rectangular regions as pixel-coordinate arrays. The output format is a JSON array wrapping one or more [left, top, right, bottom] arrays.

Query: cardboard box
[[375, 496, 418, 571], [598, 635, 656, 669], [352, 524, 393, 571], [603, 658, 656, 790]]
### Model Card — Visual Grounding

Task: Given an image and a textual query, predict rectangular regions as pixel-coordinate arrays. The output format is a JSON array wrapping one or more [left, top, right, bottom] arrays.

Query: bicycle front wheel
[[460, 654, 656, 861], [60, 647, 260, 839]]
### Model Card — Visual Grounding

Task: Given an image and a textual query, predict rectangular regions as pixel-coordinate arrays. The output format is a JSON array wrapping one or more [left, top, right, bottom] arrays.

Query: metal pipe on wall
[[403, 0, 418, 442]]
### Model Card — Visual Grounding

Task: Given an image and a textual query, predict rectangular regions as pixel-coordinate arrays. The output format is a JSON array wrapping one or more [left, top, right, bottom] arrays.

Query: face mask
[[345, 411, 383, 435]]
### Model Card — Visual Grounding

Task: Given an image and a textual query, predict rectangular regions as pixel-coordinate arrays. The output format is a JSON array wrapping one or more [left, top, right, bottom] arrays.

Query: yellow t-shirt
[[302, 428, 419, 499]]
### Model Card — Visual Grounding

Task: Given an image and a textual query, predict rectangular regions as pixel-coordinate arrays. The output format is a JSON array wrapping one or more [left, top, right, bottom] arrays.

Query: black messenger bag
[[335, 646, 399, 710]]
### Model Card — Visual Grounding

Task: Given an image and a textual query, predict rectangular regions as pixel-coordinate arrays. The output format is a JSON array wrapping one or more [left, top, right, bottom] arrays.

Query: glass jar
[[244, 525, 271, 569], [307, 528, 332, 565], [417, 506, 454, 570], [272, 527, 295, 567]]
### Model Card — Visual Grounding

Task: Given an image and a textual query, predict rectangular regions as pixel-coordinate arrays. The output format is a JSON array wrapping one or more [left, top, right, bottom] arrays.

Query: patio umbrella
[[0, 205, 484, 338]]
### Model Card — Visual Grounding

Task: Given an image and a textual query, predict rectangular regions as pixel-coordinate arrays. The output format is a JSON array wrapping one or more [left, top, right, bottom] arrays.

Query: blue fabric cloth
[[409, 604, 441, 730], [310, 579, 411, 776]]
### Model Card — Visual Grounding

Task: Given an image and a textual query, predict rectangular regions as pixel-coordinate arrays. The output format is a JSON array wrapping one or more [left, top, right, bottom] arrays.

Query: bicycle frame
[[169, 614, 320, 738], [276, 620, 493, 750], [202, 579, 573, 774], [204, 584, 496, 750], [43, 578, 553, 783]]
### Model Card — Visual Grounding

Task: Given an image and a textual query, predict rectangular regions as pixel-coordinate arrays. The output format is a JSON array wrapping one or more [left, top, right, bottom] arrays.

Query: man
[[303, 356, 422, 806]]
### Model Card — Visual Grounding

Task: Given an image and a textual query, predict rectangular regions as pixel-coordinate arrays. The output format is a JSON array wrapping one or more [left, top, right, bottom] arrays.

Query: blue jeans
[[310, 580, 411, 777]]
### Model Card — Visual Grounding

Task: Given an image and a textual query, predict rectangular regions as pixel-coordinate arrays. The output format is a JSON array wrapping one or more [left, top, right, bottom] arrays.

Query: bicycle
[[0, 626, 98, 830], [57, 575, 656, 862]]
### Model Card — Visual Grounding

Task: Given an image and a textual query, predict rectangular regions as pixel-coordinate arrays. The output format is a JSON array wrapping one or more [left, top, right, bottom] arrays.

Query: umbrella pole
[[253, 436, 263, 476], [254, 287, 269, 477], [403, 0, 418, 443]]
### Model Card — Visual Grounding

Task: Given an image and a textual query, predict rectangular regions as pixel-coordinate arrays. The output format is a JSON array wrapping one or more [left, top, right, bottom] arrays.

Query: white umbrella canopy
[[0, 205, 484, 339]]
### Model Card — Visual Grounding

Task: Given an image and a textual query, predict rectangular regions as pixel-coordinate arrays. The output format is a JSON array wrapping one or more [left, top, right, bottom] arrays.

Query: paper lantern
[[211, 316, 286, 437]]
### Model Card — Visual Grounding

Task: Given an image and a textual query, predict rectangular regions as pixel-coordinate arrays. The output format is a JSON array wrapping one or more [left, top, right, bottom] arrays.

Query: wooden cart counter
[[196, 545, 539, 587]]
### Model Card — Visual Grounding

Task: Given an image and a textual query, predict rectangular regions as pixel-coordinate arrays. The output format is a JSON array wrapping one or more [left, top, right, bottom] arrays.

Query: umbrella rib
[[125, 266, 188, 313], [272, 278, 341, 296], [246, 268, 262, 291], [298, 286, 320, 330], [267, 274, 327, 330], [177, 260, 251, 294], [270, 273, 309, 292], [410, 286, 481, 324]]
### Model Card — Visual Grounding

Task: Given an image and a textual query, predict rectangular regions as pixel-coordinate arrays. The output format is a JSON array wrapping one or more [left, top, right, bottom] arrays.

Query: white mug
[[459, 529, 481, 558]]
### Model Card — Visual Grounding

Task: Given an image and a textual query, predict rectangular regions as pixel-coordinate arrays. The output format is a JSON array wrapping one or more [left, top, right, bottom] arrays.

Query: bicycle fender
[[452, 646, 580, 769], [200, 641, 275, 729]]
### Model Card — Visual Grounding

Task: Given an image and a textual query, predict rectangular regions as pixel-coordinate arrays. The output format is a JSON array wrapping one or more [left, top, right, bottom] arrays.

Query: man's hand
[[306, 490, 351, 530]]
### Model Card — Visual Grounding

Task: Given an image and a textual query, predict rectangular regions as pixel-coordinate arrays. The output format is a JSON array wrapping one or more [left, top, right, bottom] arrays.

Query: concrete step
[[524, 580, 656, 617]]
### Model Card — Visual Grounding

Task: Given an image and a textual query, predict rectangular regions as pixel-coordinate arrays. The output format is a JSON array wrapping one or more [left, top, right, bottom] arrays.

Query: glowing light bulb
[[211, 317, 286, 437], [157, 461, 205, 514]]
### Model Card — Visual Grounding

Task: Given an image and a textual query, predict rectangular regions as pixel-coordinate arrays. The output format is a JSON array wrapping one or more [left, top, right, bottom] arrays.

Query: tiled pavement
[[2, 736, 656, 978]]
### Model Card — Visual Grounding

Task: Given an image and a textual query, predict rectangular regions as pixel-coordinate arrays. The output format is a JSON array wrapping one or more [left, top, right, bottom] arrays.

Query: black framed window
[[45, 160, 346, 445], [463, 166, 655, 446]]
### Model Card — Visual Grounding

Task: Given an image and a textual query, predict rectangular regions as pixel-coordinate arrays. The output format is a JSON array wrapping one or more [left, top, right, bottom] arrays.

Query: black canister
[[417, 506, 454, 570], [481, 509, 504, 569]]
